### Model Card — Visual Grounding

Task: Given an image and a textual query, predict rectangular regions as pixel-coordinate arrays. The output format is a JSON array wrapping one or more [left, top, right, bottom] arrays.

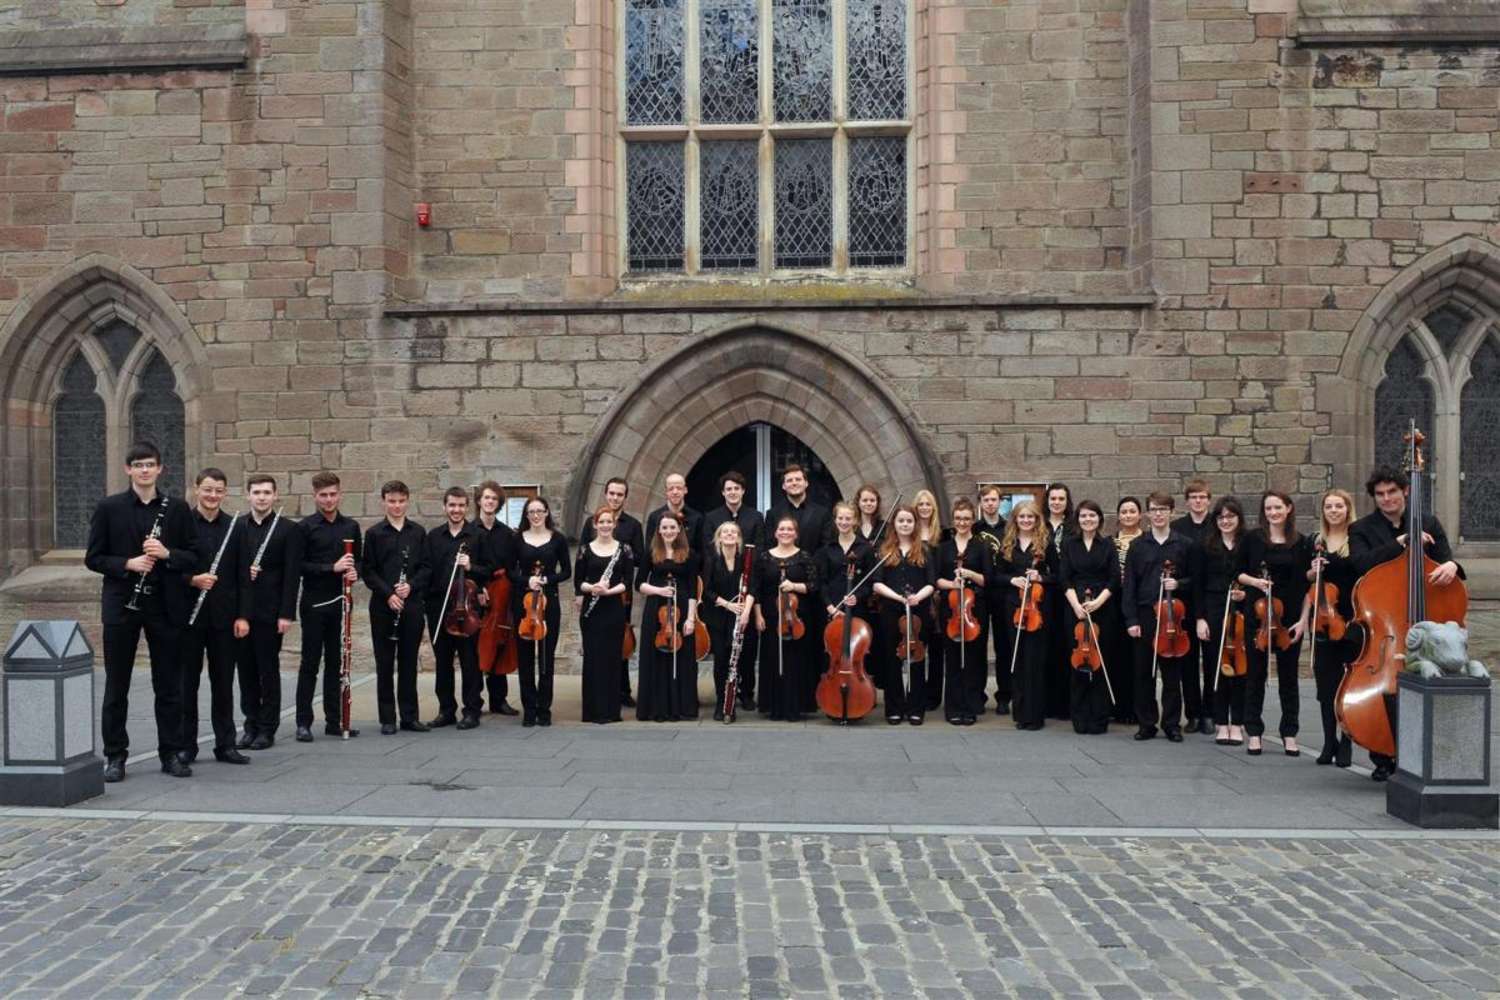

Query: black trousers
[[1131, 616, 1185, 732], [1202, 616, 1247, 726], [181, 624, 238, 753], [238, 622, 284, 737], [516, 599, 562, 720], [484, 670, 510, 709], [371, 605, 422, 724], [296, 599, 344, 728], [945, 630, 986, 719], [102, 614, 184, 761], [1246, 640, 1301, 738], [430, 626, 482, 719], [1312, 635, 1355, 747]]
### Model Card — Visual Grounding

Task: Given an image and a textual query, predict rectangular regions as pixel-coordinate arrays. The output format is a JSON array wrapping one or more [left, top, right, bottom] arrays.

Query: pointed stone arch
[[0, 255, 211, 573], [564, 322, 946, 532]]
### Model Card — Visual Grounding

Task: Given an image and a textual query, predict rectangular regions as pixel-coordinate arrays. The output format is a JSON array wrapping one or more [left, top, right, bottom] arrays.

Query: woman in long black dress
[[753, 516, 817, 722], [702, 520, 755, 721], [511, 496, 570, 728], [1194, 497, 1247, 746], [1306, 488, 1358, 767], [913, 490, 946, 711], [935, 499, 990, 726], [574, 506, 633, 725], [816, 503, 876, 713], [855, 485, 888, 694], [872, 506, 936, 725], [635, 512, 699, 723], [1044, 483, 1075, 720], [997, 500, 1053, 730], [1059, 500, 1119, 735], [1110, 497, 1143, 723], [1237, 490, 1312, 757]]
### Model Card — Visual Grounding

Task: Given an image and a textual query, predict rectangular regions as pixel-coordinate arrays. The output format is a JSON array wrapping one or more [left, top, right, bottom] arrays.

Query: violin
[[1070, 588, 1104, 672], [1012, 546, 1044, 633], [654, 572, 683, 654], [442, 543, 483, 638], [896, 585, 926, 663], [1252, 561, 1291, 652], [1219, 593, 1249, 679], [778, 565, 805, 640], [518, 560, 548, 643], [946, 549, 981, 642], [1153, 559, 1189, 658], [1309, 541, 1347, 641], [817, 552, 877, 723]]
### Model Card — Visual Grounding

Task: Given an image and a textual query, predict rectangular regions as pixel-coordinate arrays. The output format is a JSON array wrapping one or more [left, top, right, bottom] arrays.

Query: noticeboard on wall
[[976, 482, 1050, 520]]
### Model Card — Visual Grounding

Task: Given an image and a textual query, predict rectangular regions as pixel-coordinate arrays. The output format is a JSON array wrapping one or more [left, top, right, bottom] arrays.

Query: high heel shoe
[[1316, 746, 1335, 765], [1214, 726, 1231, 746], [1227, 727, 1243, 746], [1247, 737, 1262, 756], [1283, 738, 1300, 757]]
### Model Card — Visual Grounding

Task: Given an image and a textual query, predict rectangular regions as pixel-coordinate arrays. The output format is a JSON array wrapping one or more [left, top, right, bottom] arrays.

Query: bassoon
[[339, 538, 356, 739]]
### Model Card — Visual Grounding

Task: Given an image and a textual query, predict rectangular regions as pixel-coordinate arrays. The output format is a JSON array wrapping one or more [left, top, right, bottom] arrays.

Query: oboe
[[390, 547, 409, 641], [582, 544, 623, 618], [188, 510, 239, 626], [124, 497, 168, 612]]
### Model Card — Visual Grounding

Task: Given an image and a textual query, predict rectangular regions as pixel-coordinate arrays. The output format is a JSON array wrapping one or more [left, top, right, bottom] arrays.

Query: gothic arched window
[[1373, 335, 1437, 487], [53, 354, 107, 548], [1460, 335, 1500, 541], [130, 349, 186, 499]]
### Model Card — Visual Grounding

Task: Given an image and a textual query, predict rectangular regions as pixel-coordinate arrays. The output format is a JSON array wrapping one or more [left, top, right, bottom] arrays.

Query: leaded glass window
[[1460, 336, 1500, 541], [130, 350, 186, 499], [54, 354, 105, 549], [95, 322, 140, 374], [1374, 335, 1437, 499], [620, 0, 911, 276], [1423, 303, 1470, 358]]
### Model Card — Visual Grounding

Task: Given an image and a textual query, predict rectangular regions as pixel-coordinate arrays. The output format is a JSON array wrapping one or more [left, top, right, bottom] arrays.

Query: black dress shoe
[[1133, 726, 1157, 741], [1335, 734, 1352, 768], [324, 723, 342, 736], [380, 722, 398, 735], [400, 719, 430, 733], [295, 726, 314, 742], [1371, 763, 1393, 782], [428, 714, 456, 728], [1316, 747, 1335, 765], [713, 708, 725, 721], [103, 759, 125, 783], [214, 748, 251, 765], [1165, 729, 1184, 743], [235, 730, 254, 750], [539, 716, 552, 728], [621, 694, 637, 708], [995, 700, 1010, 717], [456, 714, 480, 731], [522, 716, 536, 728], [494, 701, 519, 717], [1199, 717, 1215, 735], [249, 735, 273, 750], [738, 692, 755, 711], [161, 756, 192, 778], [178, 749, 197, 765], [908, 714, 924, 726]]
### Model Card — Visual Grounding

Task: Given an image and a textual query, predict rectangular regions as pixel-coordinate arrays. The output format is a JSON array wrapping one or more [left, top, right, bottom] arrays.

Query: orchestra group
[[86, 440, 1462, 786]]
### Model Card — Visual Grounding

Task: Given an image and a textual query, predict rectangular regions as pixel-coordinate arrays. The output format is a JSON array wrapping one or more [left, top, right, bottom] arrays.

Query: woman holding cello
[[1193, 497, 1247, 746], [998, 501, 1052, 730], [1306, 489, 1358, 767], [1236, 491, 1311, 756], [752, 516, 817, 721], [935, 499, 990, 726], [511, 497, 570, 727], [574, 506, 633, 724], [703, 520, 755, 722], [872, 506, 935, 725], [636, 512, 700, 722], [1059, 500, 1118, 735], [817, 502, 877, 723]]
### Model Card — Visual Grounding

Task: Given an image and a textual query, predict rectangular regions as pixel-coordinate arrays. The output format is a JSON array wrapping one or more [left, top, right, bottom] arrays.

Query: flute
[[188, 510, 240, 626], [124, 497, 168, 612], [249, 508, 283, 574]]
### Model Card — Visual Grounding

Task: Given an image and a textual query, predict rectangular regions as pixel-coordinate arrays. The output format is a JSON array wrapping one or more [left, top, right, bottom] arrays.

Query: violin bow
[[1082, 589, 1114, 706], [777, 563, 785, 681], [1213, 586, 1235, 696], [902, 585, 913, 704], [1149, 565, 1166, 685], [429, 540, 466, 665], [1306, 541, 1323, 677]]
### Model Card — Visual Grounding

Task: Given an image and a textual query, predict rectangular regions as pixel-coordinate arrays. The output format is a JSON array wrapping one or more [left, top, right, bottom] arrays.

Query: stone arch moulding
[[0, 254, 213, 574], [564, 322, 948, 534]]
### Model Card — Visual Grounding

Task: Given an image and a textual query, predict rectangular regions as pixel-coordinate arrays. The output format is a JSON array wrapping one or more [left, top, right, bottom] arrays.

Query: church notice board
[[977, 482, 1050, 520]]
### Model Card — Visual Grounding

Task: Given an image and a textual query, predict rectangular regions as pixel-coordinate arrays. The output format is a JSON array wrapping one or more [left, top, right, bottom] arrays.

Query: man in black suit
[[294, 471, 363, 741], [1170, 478, 1215, 736], [85, 441, 199, 782], [644, 472, 705, 560], [234, 474, 302, 750], [580, 477, 645, 707], [1349, 464, 1463, 782], [767, 464, 830, 552]]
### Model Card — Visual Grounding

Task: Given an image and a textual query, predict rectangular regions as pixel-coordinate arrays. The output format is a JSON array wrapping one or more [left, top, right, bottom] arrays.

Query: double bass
[[477, 560, 517, 678], [817, 551, 877, 724], [1338, 425, 1468, 758]]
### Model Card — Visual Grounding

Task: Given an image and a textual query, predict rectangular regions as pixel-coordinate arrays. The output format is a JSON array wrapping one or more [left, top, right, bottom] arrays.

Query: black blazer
[[237, 512, 302, 624], [85, 490, 198, 626], [184, 509, 242, 630]]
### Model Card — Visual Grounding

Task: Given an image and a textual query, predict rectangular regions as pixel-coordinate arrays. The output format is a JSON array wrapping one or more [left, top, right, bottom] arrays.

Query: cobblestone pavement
[[0, 817, 1495, 999]]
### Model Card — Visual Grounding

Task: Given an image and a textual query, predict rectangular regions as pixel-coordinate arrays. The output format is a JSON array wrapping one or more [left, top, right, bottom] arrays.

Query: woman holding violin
[[703, 520, 755, 722], [511, 496, 570, 728], [872, 506, 936, 725], [912, 489, 946, 711], [1236, 491, 1312, 756], [1121, 492, 1194, 742], [1306, 488, 1357, 767], [574, 506, 633, 725], [1044, 484, 1075, 720], [935, 499, 990, 726], [997, 501, 1053, 730], [1109, 497, 1144, 723], [636, 511, 701, 722], [1193, 497, 1248, 746], [424, 486, 492, 730], [753, 516, 817, 722], [1059, 500, 1118, 735]]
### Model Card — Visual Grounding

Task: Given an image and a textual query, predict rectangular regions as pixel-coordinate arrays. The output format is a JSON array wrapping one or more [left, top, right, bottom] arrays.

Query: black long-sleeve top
[[1058, 534, 1118, 604], [297, 512, 362, 604], [574, 541, 634, 597], [934, 536, 992, 623], [1348, 508, 1462, 577], [703, 504, 765, 550], [644, 505, 705, 562], [511, 531, 571, 600], [183, 508, 241, 629], [1121, 530, 1194, 627], [1309, 533, 1359, 621], [701, 547, 755, 631], [752, 548, 818, 625], [1192, 537, 1242, 624], [817, 537, 877, 613], [637, 550, 700, 606], [85, 489, 198, 626], [360, 519, 430, 613], [237, 510, 301, 623], [424, 522, 491, 610], [1170, 513, 1214, 547], [473, 518, 517, 591], [994, 539, 1055, 613], [1237, 530, 1314, 623], [768, 497, 831, 552], [872, 547, 936, 605], [580, 511, 646, 564]]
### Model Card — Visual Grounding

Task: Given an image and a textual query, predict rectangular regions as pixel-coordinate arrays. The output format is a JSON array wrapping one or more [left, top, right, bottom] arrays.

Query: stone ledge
[[1293, 2, 1500, 46], [385, 294, 1161, 318], [0, 24, 248, 76]]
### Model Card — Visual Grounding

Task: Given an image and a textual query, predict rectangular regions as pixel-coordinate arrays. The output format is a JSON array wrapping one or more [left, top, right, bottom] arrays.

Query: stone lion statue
[[1404, 621, 1489, 680]]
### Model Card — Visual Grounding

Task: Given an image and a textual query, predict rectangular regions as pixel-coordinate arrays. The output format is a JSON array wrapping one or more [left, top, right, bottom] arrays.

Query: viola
[[1252, 561, 1291, 652], [1153, 559, 1189, 658], [654, 573, 683, 654], [1309, 541, 1347, 641], [1070, 588, 1104, 672], [1338, 425, 1468, 757], [442, 543, 483, 638], [895, 585, 926, 663], [946, 549, 981, 642], [817, 552, 877, 723], [1012, 546, 1044, 633], [518, 560, 548, 642], [777, 564, 805, 640]]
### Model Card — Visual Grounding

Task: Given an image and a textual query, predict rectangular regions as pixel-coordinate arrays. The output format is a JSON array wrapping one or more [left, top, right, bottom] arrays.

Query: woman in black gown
[[1306, 488, 1358, 767], [1059, 500, 1119, 734], [574, 506, 633, 724], [872, 506, 936, 725], [635, 512, 700, 722], [1043, 484, 1075, 720], [996, 500, 1053, 730], [1237, 490, 1313, 757], [702, 520, 756, 721], [855, 485, 888, 693], [935, 499, 991, 726], [511, 496, 570, 727], [1193, 497, 1247, 746], [753, 516, 817, 722]]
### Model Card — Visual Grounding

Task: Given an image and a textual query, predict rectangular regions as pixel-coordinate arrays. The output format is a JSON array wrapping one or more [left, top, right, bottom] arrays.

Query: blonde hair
[[712, 519, 743, 560], [1318, 488, 1356, 555], [1001, 501, 1051, 561], [912, 489, 942, 541]]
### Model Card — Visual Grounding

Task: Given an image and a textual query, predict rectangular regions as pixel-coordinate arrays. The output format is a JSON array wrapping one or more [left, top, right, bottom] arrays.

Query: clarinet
[[722, 544, 755, 722], [582, 544, 623, 619], [124, 497, 169, 612], [188, 510, 239, 626], [390, 546, 409, 641]]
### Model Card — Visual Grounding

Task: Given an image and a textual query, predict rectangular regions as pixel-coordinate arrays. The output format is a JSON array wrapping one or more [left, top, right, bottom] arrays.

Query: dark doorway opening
[[686, 422, 842, 515]]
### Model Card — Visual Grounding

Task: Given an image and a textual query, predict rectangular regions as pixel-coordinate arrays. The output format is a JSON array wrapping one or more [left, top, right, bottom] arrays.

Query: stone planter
[[1387, 672, 1497, 829]]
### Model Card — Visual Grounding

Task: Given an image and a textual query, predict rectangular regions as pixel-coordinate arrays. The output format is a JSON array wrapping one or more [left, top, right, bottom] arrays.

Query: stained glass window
[[626, 0, 685, 126], [848, 137, 905, 267], [130, 350, 186, 499], [95, 322, 139, 374], [847, 0, 905, 120], [701, 0, 758, 124], [1374, 336, 1437, 497], [1461, 336, 1500, 540], [774, 139, 832, 268], [701, 141, 759, 270], [773, 0, 832, 123], [1424, 303, 1470, 358], [54, 354, 105, 549], [627, 142, 685, 271]]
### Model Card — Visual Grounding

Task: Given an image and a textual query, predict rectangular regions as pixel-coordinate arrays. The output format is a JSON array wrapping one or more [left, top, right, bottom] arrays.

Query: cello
[[817, 552, 877, 724], [477, 563, 518, 678], [1338, 425, 1468, 758]]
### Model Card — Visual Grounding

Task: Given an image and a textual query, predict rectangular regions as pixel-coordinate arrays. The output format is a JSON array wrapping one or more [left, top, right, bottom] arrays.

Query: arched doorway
[[686, 422, 843, 514]]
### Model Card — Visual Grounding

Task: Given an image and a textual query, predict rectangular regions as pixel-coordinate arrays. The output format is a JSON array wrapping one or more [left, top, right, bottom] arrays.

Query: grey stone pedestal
[[1387, 673, 1498, 829], [1, 620, 102, 807]]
